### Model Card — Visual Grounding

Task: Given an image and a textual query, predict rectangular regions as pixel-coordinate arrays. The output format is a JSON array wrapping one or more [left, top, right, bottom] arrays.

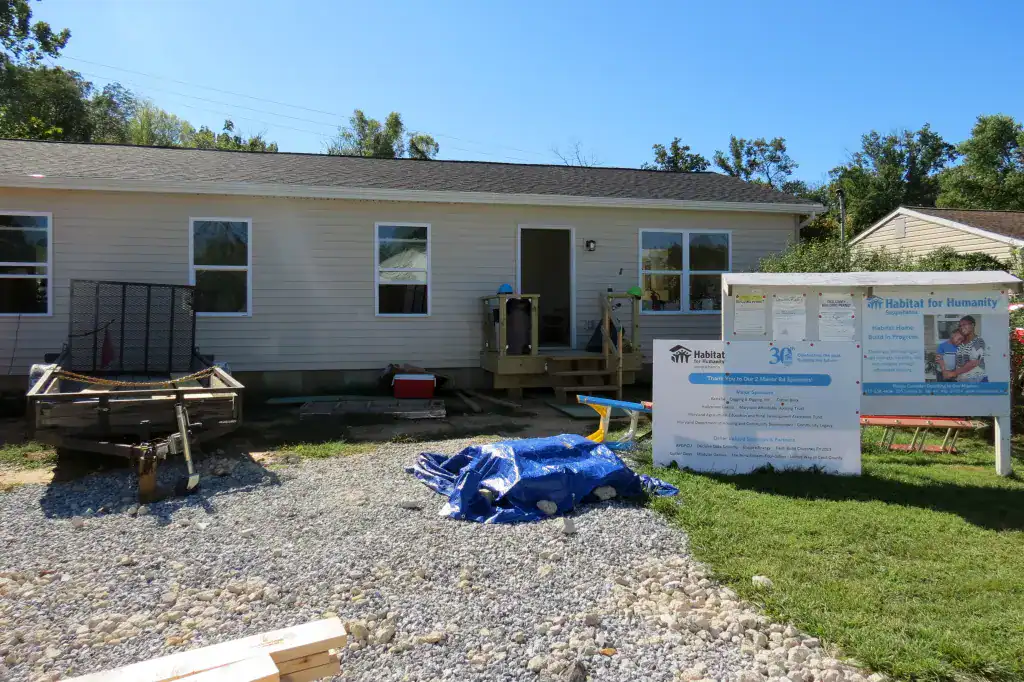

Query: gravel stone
[[0, 436, 872, 682], [752, 575, 774, 589], [536, 500, 558, 516]]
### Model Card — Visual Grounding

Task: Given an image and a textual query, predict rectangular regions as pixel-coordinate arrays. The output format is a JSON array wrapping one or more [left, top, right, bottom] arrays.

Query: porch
[[479, 292, 644, 400]]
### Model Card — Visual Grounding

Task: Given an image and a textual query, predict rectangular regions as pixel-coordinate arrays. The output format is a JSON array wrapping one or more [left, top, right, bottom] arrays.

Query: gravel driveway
[[0, 439, 870, 682]]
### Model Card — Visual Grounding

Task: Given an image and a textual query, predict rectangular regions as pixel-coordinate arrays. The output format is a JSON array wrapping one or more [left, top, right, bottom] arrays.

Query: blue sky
[[36, 0, 1024, 184]]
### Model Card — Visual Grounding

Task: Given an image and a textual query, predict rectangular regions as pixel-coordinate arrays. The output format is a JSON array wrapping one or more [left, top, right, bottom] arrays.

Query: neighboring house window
[[893, 217, 906, 238], [190, 218, 251, 316], [375, 223, 430, 316], [0, 212, 51, 316], [639, 229, 731, 313]]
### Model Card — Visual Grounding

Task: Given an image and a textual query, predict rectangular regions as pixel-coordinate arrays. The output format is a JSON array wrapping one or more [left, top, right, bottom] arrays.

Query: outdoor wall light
[[584, 239, 597, 252]]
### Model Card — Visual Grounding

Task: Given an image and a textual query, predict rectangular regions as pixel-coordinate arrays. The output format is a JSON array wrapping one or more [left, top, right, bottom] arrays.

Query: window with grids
[[190, 218, 251, 315], [0, 213, 51, 315], [639, 230, 730, 313], [376, 224, 430, 316]]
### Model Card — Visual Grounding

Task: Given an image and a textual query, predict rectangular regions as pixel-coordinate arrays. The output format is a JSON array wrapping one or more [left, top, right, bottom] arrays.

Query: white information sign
[[862, 289, 1011, 416], [772, 294, 806, 341], [819, 293, 856, 340], [734, 291, 766, 335], [653, 340, 862, 474]]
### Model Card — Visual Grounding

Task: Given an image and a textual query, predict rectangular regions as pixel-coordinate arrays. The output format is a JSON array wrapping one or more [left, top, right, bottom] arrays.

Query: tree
[[831, 125, 956, 235], [326, 109, 438, 159], [937, 114, 1024, 210], [552, 141, 600, 167], [641, 137, 709, 172], [1, 0, 69, 65], [0, 64, 91, 140], [126, 100, 195, 147], [88, 82, 137, 143], [188, 119, 278, 152], [713, 136, 798, 190]]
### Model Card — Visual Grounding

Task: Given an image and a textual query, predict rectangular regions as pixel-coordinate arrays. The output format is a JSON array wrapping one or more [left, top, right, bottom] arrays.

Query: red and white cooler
[[392, 373, 436, 399]]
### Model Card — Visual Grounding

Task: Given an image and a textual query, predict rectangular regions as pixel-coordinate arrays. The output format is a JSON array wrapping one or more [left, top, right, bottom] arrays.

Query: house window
[[190, 218, 251, 316], [639, 229, 730, 313], [376, 223, 430, 316], [0, 212, 51, 316]]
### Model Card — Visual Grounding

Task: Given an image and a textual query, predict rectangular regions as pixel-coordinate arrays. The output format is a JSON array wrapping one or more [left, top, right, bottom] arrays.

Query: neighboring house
[[851, 206, 1024, 261], [0, 139, 818, 392]]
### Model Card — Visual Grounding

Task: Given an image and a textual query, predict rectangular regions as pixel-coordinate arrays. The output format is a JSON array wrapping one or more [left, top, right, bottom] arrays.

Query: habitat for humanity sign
[[862, 290, 1011, 417], [653, 340, 862, 474]]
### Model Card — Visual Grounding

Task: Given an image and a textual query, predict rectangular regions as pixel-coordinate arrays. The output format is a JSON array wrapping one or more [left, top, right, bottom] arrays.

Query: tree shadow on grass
[[696, 464, 1024, 532]]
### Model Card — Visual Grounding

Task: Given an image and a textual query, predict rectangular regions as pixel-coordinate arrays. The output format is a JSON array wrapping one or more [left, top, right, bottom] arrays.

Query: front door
[[519, 227, 573, 347]]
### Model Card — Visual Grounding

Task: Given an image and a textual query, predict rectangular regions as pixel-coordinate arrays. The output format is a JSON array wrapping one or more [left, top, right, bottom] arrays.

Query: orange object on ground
[[860, 415, 975, 453]]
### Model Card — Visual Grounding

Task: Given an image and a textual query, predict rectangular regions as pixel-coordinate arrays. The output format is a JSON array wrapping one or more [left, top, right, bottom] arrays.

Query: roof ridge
[[908, 205, 1024, 215], [0, 137, 726, 176]]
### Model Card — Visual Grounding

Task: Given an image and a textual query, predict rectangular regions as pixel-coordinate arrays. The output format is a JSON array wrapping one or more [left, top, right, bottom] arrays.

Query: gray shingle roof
[[910, 206, 1024, 240], [0, 139, 816, 206]]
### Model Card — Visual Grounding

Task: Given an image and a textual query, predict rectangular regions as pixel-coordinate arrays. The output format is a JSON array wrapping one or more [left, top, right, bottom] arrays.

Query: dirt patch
[[0, 467, 54, 490], [0, 396, 618, 488]]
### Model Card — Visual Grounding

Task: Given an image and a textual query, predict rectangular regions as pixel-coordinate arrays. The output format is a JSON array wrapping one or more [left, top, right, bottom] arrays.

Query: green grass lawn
[[275, 440, 380, 459], [643, 427, 1024, 682], [0, 441, 56, 469]]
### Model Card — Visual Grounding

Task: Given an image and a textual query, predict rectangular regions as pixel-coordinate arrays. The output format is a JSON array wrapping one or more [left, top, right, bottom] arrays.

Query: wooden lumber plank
[[180, 654, 279, 682], [276, 652, 333, 676], [464, 389, 521, 410], [280, 659, 341, 682], [455, 390, 482, 413], [65, 618, 346, 682]]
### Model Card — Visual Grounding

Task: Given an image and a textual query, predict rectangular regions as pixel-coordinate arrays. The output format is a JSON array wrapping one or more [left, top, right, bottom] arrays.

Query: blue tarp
[[406, 434, 678, 523]]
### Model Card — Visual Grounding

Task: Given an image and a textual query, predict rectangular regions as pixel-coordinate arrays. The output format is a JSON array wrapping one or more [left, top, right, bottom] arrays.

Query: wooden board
[[65, 618, 346, 682], [276, 652, 332, 675], [180, 655, 279, 682], [280, 660, 341, 682]]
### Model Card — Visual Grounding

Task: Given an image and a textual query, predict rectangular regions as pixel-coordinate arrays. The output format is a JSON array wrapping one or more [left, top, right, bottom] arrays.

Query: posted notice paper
[[819, 293, 856, 340], [734, 292, 766, 335], [772, 294, 806, 341], [652, 340, 862, 474]]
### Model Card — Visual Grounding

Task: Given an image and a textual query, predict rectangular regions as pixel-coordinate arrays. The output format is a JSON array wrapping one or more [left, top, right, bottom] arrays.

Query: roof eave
[[0, 175, 823, 215]]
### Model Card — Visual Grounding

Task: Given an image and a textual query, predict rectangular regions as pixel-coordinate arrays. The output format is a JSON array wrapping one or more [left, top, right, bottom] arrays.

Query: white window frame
[[374, 222, 431, 317], [188, 217, 253, 317], [0, 210, 53, 317], [638, 228, 732, 315]]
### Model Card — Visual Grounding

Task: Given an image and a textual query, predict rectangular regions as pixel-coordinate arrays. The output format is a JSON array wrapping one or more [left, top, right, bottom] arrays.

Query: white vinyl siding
[[0, 211, 52, 316], [0, 188, 797, 373], [856, 214, 1014, 260]]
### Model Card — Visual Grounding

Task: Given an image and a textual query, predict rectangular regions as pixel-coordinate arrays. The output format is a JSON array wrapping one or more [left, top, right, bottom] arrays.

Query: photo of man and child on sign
[[933, 315, 988, 383]]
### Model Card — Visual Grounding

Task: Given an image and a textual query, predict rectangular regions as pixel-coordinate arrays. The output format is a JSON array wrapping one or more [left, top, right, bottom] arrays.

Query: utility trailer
[[26, 280, 244, 501]]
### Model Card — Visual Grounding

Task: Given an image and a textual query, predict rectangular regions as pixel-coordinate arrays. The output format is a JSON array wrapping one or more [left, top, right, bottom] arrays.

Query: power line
[[60, 55, 554, 160], [79, 69, 534, 161]]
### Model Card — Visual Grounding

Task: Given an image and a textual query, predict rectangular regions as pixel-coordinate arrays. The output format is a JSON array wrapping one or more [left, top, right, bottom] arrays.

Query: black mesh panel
[[66, 280, 196, 374]]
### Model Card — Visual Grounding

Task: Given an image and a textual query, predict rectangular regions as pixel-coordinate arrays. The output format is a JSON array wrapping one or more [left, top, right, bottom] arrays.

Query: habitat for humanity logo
[[669, 345, 725, 364], [669, 345, 692, 363]]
